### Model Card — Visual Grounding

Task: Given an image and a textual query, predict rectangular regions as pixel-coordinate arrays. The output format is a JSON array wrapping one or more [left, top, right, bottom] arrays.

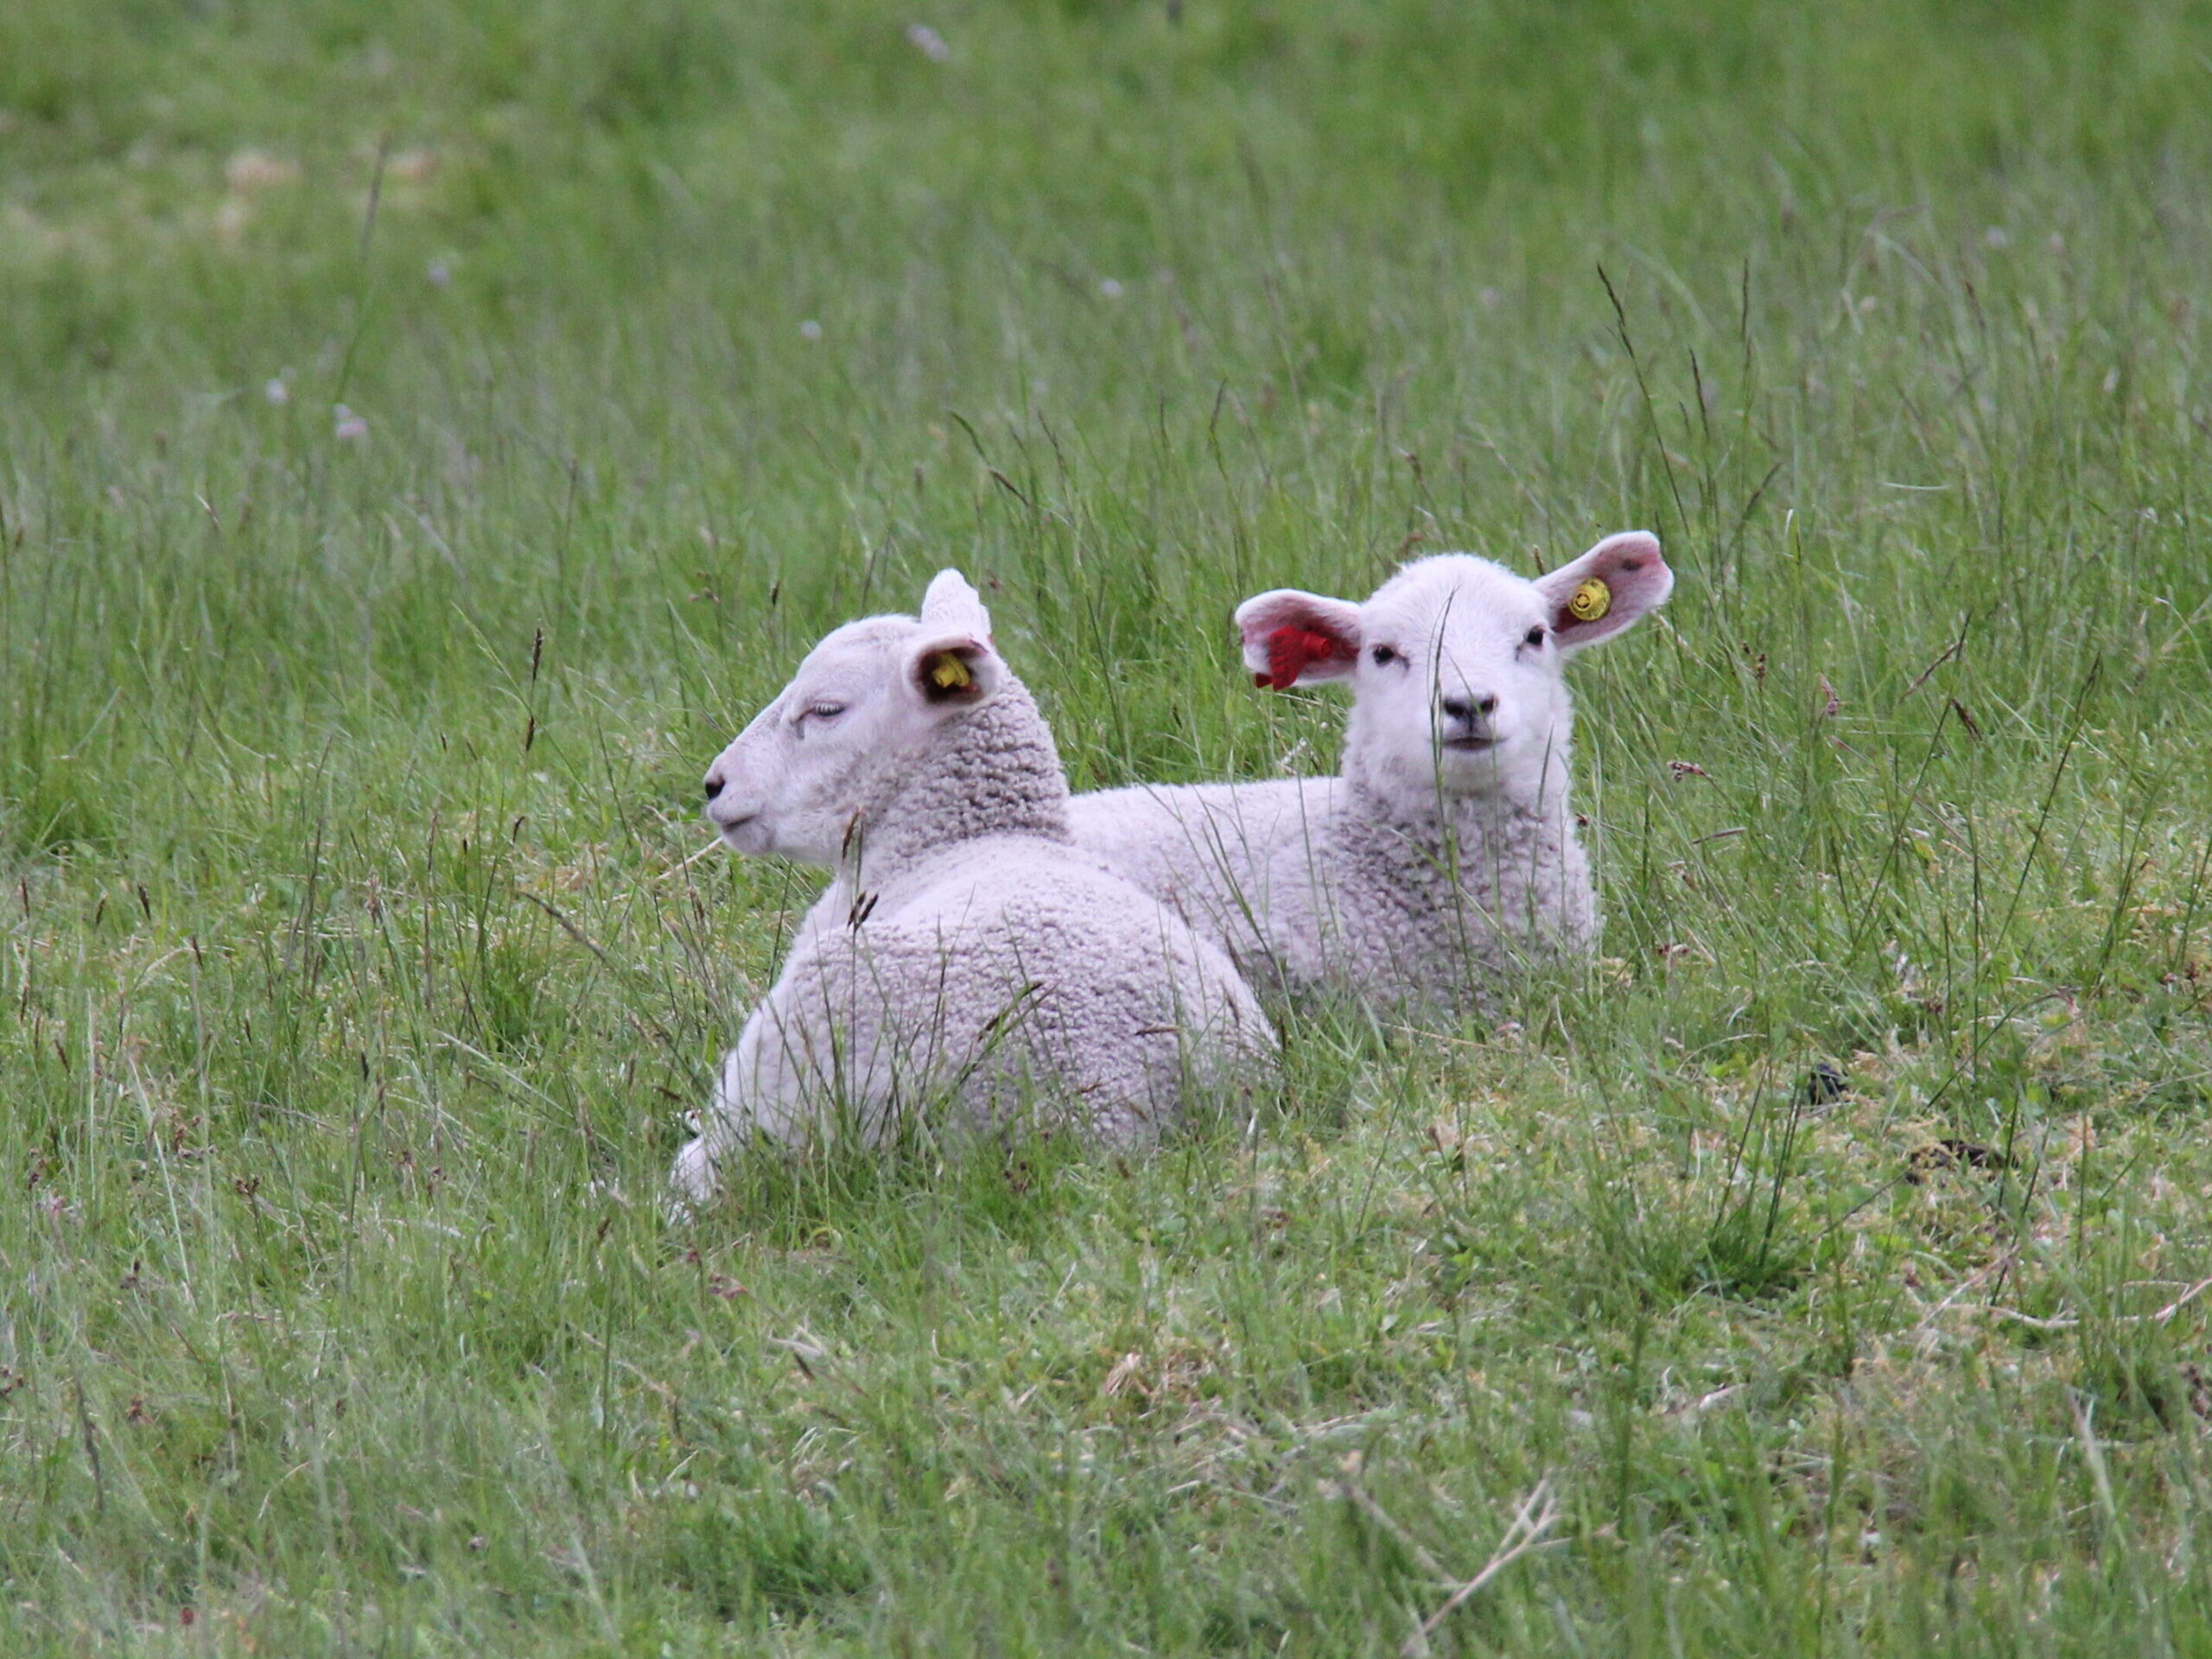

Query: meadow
[[4, 0, 2212, 1649]]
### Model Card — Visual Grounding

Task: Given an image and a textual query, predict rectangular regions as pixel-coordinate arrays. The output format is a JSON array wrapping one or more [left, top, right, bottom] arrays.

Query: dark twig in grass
[[1845, 697, 1954, 963], [1598, 264, 1689, 547], [357, 133, 391, 264], [73, 1376, 103, 1516], [521, 888, 619, 972], [332, 133, 391, 406], [945, 408, 992, 470], [1730, 459, 1783, 555], [2169, 830, 2212, 981], [1995, 654, 2101, 950], [2083, 824, 2162, 1006], [1901, 611, 1973, 698], [768, 1332, 831, 1380], [520, 887, 697, 1079]]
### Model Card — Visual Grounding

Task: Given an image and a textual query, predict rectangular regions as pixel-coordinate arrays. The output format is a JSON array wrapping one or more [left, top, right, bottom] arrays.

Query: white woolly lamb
[[1067, 532, 1674, 1015], [671, 569, 1274, 1207]]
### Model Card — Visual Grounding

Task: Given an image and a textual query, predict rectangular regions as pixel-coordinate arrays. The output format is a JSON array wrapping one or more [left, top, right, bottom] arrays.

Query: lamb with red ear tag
[[1068, 533, 1673, 1015], [676, 569, 1275, 1210]]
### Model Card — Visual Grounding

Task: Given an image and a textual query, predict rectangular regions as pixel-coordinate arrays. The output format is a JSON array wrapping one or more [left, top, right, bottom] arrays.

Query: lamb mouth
[[1440, 735, 1500, 753]]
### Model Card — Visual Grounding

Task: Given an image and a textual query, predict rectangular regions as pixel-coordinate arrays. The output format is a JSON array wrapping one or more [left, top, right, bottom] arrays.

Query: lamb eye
[[803, 702, 845, 721], [1370, 645, 1398, 666], [1522, 627, 1547, 649]]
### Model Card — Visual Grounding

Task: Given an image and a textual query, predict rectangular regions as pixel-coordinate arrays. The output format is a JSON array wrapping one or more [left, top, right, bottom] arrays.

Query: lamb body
[[673, 571, 1273, 1206], [1069, 533, 1673, 1014]]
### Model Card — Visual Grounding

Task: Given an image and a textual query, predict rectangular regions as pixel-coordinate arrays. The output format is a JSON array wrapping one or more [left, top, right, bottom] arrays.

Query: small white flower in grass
[[1984, 226, 2011, 249], [906, 22, 951, 60], [334, 404, 369, 442], [426, 258, 452, 288], [1097, 277, 1124, 300], [798, 319, 823, 341], [264, 378, 289, 406]]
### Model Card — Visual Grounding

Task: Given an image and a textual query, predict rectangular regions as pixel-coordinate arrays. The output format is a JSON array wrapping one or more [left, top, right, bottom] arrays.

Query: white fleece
[[673, 571, 1274, 1206], [1070, 533, 1672, 1015]]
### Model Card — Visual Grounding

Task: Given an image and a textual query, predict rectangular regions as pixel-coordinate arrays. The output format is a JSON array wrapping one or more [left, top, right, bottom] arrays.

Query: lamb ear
[[905, 630, 1005, 710], [1234, 589, 1363, 690], [1536, 532, 1672, 654], [918, 569, 994, 641]]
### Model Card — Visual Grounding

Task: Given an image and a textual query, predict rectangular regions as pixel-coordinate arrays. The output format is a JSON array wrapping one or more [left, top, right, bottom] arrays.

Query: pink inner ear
[[1550, 535, 1671, 640], [1257, 625, 1352, 690]]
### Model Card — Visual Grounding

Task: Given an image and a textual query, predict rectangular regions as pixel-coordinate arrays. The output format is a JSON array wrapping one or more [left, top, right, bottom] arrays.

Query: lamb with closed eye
[[672, 569, 1275, 1209]]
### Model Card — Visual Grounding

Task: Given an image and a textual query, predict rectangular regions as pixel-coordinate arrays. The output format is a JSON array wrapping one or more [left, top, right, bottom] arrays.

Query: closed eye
[[804, 702, 846, 721]]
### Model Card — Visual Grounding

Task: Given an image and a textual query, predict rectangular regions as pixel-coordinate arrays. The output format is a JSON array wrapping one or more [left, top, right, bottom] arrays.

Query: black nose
[[1441, 694, 1497, 723], [703, 774, 724, 801]]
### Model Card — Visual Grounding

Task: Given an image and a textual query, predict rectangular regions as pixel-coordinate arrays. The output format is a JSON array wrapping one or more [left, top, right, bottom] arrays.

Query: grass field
[[6, 0, 2212, 1650]]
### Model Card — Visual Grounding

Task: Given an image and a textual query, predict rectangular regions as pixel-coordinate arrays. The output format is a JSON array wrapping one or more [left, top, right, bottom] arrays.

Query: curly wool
[[1068, 537, 1669, 1019], [1069, 775, 1591, 1015], [675, 594, 1274, 1205], [693, 836, 1271, 1161], [840, 681, 1072, 885]]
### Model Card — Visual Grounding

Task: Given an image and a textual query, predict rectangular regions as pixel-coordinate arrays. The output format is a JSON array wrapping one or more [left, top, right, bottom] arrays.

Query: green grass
[[4, 0, 2212, 1649]]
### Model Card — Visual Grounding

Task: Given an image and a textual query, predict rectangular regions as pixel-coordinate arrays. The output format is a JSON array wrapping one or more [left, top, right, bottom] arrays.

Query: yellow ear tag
[[1567, 578, 1612, 623], [926, 652, 973, 691]]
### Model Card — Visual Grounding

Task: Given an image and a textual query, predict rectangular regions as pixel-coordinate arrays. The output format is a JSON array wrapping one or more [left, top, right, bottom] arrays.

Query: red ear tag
[[1258, 625, 1347, 690]]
